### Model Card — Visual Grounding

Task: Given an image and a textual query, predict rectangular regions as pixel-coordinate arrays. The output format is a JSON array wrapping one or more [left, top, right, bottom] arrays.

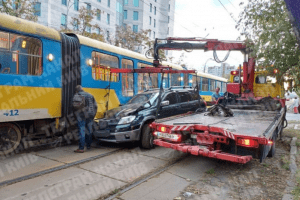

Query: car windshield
[[127, 92, 159, 104]]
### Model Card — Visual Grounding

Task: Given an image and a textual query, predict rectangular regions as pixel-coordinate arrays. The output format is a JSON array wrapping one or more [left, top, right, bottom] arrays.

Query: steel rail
[[104, 154, 189, 200], [0, 148, 124, 187]]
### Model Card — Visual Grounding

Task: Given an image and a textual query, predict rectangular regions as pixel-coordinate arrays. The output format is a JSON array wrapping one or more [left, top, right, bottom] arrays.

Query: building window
[[168, 4, 170, 12], [150, 3, 152, 12], [74, 0, 79, 11], [133, 25, 138, 33], [97, 9, 101, 20], [62, 0, 67, 6], [133, 0, 139, 7], [154, 19, 156, 27], [87, 3, 91, 10], [133, 11, 138, 20], [73, 19, 78, 30], [154, 6, 156, 15], [92, 51, 119, 82], [155, 0, 157, 2], [149, 16, 151, 25], [124, 10, 127, 19], [167, 27, 169, 34], [125, 0, 128, 5], [108, 0, 110, 7], [122, 59, 134, 97], [168, 16, 170, 23], [34, 2, 41, 16], [153, 31, 155, 39], [96, 28, 100, 35], [0, 31, 43, 75], [98, 0, 101, 2], [61, 14, 66, 27], [86, 25, 91, 33], [107, 14, 110, 24]]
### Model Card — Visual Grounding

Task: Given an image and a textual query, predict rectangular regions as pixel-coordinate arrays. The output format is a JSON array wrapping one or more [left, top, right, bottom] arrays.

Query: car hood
[[105, 103, 144, 119]]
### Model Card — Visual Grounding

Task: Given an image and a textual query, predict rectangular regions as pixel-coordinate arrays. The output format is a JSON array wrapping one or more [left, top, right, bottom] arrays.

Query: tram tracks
[[103, 154, 189, 200], [0, 148, 124, 188]]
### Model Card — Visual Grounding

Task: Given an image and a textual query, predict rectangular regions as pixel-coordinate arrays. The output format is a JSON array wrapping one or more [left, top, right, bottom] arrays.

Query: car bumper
[[93, 128, 140, 143]]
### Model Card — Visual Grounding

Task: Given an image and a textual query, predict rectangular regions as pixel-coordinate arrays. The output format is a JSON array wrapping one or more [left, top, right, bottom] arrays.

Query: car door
[[177, 92, 197, 114], [158, 92, 180, 119]]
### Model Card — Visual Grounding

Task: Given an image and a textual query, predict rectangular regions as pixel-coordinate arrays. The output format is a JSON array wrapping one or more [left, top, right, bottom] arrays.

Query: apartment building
[[31, 0, 175, 43]]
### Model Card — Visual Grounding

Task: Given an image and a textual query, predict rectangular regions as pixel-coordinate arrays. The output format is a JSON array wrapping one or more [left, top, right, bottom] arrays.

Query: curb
[[282, 137, 298, 200]]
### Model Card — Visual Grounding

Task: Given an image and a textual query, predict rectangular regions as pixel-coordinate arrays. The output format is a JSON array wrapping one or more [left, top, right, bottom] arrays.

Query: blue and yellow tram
[[0, 14, 227, 154]]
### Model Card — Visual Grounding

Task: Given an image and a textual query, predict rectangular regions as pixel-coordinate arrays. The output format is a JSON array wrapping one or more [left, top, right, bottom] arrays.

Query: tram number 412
[[3, 110, 19, 117]]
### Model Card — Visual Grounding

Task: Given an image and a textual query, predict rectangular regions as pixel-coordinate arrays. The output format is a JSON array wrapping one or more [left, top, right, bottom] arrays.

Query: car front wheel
[[141, 123, 154, 149]]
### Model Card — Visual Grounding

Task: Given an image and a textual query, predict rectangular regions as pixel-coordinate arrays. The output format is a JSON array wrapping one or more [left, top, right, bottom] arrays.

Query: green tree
[[65, 6, 104, 42], [114, 25, 151, 53], [237, 0, 300, 89], [0, 0, 37, 21]]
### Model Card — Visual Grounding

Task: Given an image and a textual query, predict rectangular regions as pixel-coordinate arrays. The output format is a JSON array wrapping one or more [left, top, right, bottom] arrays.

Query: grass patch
[[283, 129, 300, 138], [112, 189, 119, 194], [281, 155, 291, 171], [206, 168, 215, 175], [262, 163, 270, 168], [292, 170, 300, 200], [296, 142, 300, 147]]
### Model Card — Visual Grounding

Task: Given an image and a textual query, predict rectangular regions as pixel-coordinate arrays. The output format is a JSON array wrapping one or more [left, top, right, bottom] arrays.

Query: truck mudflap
[[154, 139, 253, 164]]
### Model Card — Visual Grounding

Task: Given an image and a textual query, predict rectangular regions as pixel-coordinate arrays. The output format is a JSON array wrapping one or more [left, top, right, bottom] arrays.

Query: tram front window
[[0, 31, 42, 75]]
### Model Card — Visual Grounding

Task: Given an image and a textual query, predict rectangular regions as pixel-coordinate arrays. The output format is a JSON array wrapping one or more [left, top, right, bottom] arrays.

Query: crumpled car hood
[[105, 103, 144, 119]]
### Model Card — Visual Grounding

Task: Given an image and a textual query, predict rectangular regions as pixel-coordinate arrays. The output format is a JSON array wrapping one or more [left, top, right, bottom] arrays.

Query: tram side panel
[[0, 37, 62, 123]]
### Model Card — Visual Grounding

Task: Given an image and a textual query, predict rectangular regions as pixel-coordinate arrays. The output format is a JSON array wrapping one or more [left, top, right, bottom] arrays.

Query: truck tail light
[[231, 71, 239, 75], [267, 140, 273, 145], [159, 126, 168, 132], [237, 138, 259, 148]]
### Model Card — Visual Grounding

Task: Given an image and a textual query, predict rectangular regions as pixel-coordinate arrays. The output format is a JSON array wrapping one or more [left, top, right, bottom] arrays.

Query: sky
[[172, 0, 246, 72]]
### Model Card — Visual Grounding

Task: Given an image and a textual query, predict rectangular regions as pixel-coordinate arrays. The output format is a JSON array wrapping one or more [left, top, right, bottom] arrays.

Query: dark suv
[[93, 87, 206, 148]]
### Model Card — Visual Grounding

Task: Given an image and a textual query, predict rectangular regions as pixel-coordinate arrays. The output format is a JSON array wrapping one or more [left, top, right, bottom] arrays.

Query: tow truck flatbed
[[155, 108, 285, 139], [151, 107, 286, 164]]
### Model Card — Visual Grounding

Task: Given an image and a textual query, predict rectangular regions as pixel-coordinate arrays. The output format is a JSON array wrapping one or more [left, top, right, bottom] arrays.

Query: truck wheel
[[141, 123, 154, 149], [0, 123, 22, 156], [267, 135, 276, 157]]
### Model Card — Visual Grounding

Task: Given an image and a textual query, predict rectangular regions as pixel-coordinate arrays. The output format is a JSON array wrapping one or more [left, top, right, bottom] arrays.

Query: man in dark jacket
[[73, 85, 98, 153]]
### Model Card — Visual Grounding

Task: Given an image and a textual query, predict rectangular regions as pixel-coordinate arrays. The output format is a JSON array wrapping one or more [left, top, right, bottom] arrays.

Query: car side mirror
[[161, 100, 169, 107]]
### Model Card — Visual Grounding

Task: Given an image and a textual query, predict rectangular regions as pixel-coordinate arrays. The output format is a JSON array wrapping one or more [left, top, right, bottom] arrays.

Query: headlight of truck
[[118, 116, 136, 125]]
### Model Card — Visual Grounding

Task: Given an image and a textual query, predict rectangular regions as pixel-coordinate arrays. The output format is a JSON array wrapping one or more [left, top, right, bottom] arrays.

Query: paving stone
[[119, 172, 190, 200], [0, 153, 63, 183], [167, 156, 217, 181], [79, 151, 167, 183], [0, 167, 125, 200], [34, 145, 116, 163]]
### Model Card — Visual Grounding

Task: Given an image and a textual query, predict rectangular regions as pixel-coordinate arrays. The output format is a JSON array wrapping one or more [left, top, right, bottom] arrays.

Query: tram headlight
[[47, 54, 54, 61], [87, 59, 93, 66], [118, 116, 136, 125]]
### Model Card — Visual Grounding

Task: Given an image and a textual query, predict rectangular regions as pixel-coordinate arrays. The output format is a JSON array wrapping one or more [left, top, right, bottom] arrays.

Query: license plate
[[157, 132, 176, 139]]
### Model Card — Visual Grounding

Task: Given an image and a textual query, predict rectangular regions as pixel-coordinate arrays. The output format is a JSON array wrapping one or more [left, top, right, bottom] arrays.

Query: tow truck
[[150, 38, 287, 164]]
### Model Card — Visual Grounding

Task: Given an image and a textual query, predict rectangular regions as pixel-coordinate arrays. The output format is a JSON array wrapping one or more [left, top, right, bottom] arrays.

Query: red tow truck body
[[150, 38, 287, 164]]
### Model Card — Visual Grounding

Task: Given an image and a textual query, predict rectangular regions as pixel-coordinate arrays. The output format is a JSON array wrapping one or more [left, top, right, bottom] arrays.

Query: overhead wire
[[217, 0, 237, 23]]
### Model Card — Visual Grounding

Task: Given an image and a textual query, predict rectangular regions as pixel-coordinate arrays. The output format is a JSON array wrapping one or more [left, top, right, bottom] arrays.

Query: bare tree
[[0, 0, 37, 21]]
